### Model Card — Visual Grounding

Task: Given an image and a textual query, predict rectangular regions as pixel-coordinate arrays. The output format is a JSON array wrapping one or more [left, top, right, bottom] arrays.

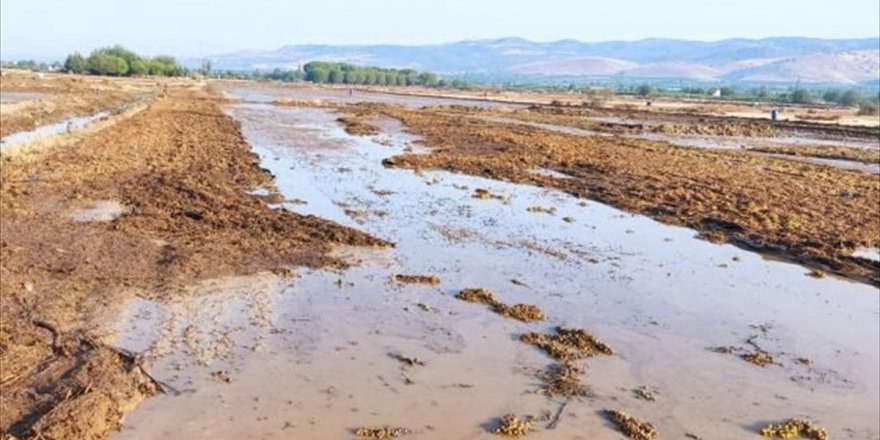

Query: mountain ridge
[[201, 36, 880, 85]]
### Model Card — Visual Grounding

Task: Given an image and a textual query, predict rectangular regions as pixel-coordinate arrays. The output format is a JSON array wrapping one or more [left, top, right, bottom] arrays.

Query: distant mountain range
[[202, 37, 880, 85]]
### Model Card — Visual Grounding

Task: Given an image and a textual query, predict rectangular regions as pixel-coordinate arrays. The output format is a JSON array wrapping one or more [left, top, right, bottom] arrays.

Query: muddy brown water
[[226, 85, 525, 110], [105, 87, 880, 440]]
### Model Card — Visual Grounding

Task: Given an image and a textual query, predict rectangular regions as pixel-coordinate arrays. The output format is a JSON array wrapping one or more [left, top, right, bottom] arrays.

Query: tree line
[[212, 62, 470, 89], [302, 62, 441, 87], [63, 46, 185, 77]]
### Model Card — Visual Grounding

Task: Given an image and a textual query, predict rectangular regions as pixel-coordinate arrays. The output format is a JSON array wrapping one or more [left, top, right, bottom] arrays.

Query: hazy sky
[[2, 0, 879, 60]]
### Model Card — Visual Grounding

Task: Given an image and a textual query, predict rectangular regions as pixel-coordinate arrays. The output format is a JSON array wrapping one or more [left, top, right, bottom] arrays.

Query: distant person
[[348, 88, 354, 96]]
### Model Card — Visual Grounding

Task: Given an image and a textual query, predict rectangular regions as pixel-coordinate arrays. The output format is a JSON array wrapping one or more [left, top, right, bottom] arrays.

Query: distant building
[[711, 88, 722, 97]]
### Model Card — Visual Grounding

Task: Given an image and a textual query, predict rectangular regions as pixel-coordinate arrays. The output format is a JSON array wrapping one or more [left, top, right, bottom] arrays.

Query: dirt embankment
[[743, 145, 880, 165], [0, 72, 152, 138], [369, 105, 879, 285], [0, 85, 386, 439], [442, 103, 880, 143]]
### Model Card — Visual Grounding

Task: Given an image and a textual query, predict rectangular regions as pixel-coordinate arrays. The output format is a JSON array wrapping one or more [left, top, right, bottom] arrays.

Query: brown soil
[[372, 105, 880, 285], [760, 419, 828, 440], [506, 103, 880, 142], [334, 107, 381, 136], [0, 72, 151, 138], [0, 85, 386, 439], [651, 121, 778, 137], [605, 410, 658, 440]]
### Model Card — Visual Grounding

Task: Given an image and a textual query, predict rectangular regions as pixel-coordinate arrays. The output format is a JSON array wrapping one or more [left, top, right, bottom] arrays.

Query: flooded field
[[0, 91, 46, 103], [1, 74, 877, 440], [0, 111, 109, 150], [103, 87, 879, 439]]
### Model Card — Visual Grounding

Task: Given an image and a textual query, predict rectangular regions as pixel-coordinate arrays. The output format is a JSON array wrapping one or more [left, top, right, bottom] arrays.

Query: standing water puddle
[[0, 91, 46, 104], [0, 111, 110, 150], [108, 91, 879, 440]]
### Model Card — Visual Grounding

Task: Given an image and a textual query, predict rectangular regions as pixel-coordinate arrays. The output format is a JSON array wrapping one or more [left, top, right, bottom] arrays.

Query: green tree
[[147, 60, 166, 76], [87, 52, 127, 76], [636, 84, 653, 97], [328, 68, 344, 84], [103, 46, 140, 68], [64, 53, 87, 74], [719, 86, 736, 97], [130, 59, 148, 76], [419, 72, 439, 87]]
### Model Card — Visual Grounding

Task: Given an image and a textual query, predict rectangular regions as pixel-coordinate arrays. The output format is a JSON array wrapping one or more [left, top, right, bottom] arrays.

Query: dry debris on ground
[[390, 353, 426, 367], [338, 116, 380, 136], [493, 414, 534, 437], [634, 386, 657, 401], [355, 426, 412, 439], [605, 409, 658, 440], [760, 419, 828, 440], [520, 327, 614, 362], [392, 274, 441, 286], [455, 288, 545, 322], [541, 362, 589, 397]]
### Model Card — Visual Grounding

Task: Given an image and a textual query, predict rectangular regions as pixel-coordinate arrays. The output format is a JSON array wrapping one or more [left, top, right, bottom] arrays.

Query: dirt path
[[0, 85, 385, 439]]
